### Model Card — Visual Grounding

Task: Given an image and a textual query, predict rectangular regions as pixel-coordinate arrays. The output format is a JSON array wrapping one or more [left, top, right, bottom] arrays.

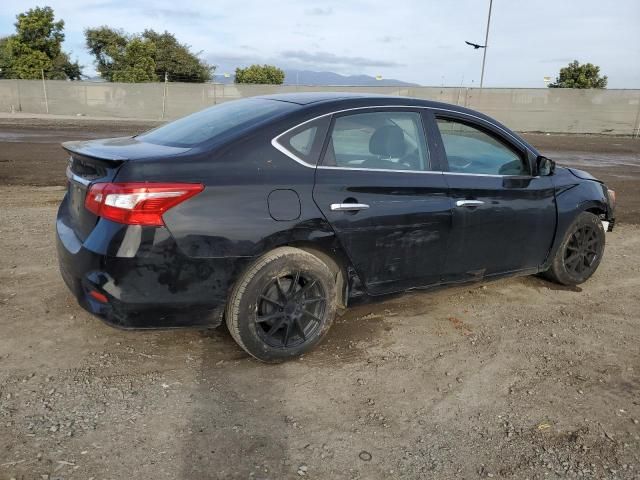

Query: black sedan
[[57, 93, 616, 362]]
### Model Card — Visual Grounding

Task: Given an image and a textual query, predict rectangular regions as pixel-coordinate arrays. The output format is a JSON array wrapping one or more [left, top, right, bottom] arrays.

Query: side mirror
[[537, 156, 555, 176]]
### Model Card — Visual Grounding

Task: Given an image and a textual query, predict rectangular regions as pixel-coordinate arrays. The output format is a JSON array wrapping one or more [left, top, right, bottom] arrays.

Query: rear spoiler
[[62, 137, 192, 162], [62, 140, 129, 162]]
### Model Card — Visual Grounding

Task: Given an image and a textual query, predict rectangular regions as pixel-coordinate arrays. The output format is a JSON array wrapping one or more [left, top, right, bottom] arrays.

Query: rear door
[[312, 108, 451, 295], [430, 112, 556, 281]]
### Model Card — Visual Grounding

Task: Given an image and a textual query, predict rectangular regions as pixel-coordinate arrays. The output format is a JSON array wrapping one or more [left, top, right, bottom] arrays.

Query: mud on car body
[[56, 93, 616, 362]]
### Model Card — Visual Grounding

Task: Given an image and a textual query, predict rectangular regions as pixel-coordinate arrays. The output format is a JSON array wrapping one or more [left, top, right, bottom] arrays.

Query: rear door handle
[[455, 200, 485, 207], [330, 203, 370, 212]]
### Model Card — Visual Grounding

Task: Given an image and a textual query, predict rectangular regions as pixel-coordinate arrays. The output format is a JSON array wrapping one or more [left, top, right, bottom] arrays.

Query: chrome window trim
[[270, 104, 533, 174], [317, 165, 443, 175], [443, 171, 540, 179], [318, 166, 537, 178], [271, 136, 311, 167]]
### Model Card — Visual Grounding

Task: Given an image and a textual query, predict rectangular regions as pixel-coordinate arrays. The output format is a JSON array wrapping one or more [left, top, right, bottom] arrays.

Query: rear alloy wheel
[[256, 271, 326, 348], [226, 247, 337, 362], [545, 212, 605, 285]]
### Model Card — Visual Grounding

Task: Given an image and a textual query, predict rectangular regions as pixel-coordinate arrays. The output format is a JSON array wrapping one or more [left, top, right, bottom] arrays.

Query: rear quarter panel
[[115, 124, 338, 260]]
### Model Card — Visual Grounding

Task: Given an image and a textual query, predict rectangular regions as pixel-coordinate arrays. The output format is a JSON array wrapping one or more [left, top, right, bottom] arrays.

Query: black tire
[[544, 211, 605, 286], [225, 247, 337, 363]]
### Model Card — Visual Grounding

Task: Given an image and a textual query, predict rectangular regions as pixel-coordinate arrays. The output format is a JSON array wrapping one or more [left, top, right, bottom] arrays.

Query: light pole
[[479, 0, 493, 88]]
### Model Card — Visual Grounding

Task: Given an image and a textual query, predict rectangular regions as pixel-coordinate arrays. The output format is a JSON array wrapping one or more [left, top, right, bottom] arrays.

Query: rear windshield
[[138, 98, 297, 147]]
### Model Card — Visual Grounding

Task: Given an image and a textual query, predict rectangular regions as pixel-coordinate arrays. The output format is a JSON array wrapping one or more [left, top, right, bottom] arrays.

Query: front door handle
[[330, 203, 370, 212], [455, 200, 485, 207]]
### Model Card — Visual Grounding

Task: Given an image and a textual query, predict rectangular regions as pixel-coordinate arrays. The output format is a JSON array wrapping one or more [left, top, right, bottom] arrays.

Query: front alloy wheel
[[563, 225, 601, 277], [545, 211, 605, 286]]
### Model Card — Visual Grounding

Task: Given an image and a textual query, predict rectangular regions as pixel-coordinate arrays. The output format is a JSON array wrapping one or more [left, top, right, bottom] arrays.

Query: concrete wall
[[1, 80, 639, 135]]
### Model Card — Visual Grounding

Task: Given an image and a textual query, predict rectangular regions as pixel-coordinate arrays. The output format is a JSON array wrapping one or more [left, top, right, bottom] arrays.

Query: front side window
[[323, 111, 430, 171], [436, 119, 526, 175]]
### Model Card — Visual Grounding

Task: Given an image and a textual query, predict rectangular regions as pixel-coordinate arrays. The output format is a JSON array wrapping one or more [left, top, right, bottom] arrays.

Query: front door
[[432, 115, 556, 281], [312, 109, 451, 295]]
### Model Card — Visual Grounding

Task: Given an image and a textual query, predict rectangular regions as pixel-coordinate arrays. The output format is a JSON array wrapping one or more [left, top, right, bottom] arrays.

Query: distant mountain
[[284, 70, 418, 87], [212, 69, 418, 87]]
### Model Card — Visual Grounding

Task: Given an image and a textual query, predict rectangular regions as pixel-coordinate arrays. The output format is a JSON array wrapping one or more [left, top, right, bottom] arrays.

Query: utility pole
[[479, 0, 493, 88], [161, 71, 168, 119], [480, 0, 493, 88], [41, 69, 49, 114]]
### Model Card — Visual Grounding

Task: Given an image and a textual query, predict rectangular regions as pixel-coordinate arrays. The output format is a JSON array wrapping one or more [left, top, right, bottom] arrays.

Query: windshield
[[138, 98, 297, 148]]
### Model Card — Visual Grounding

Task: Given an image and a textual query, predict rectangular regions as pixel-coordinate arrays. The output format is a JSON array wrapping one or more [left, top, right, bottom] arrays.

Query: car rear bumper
[[56, 203, 248, 329]]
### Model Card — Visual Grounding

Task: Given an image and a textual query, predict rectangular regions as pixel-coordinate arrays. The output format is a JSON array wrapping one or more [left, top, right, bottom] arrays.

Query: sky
[[1, 0, 639, 87]]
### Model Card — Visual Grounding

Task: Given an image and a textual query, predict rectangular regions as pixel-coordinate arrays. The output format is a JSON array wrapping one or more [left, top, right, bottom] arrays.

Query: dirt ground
[[1, 118, 639, 479]]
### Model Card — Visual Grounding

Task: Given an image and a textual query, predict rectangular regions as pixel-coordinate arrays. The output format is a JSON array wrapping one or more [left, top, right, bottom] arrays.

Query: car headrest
[[369, 125, 406, 158]]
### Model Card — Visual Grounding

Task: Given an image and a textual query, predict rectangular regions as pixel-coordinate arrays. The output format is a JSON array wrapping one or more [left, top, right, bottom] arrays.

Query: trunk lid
[[62, 137, 191, 241]]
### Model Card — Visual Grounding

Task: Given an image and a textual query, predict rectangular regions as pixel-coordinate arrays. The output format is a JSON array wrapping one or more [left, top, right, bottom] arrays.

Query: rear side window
[[436, 119, 526, 175], [276, 116, 330, 165], [323, 111, 430, 171], [290, 127, 317, 156], [139, 98, 297, 148]]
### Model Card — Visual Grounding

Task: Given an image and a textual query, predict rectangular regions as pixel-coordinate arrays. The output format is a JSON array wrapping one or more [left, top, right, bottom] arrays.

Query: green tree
[[84, 26, 128, 81], [235, 64, 285, 84], [14, 6, 64, 59], [142, 30, 212, 82], [0, 6, 82, 80], [0, 37, 10, 78], [85, 27, 213, 83], [111, 38, 157, 82], [56, 53, 82, 80], [6, 42, 51, 79], [548, 60, 608, 89]]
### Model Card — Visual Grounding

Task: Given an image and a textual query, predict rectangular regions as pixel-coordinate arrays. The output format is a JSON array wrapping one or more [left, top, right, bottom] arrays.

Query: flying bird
[[465, 41, 486, 49]]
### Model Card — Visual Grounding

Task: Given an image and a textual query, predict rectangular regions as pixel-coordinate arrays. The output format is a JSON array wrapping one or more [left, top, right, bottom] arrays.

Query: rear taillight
[[85, 182, 204, 226], [607, 189, 616, 210]]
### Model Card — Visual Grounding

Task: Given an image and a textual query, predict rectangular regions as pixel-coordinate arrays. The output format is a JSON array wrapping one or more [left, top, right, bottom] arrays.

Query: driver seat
[[369, 125, 406, 159]]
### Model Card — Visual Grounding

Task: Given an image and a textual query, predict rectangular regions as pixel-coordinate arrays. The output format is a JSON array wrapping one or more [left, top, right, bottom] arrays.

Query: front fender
[[542, 169, 611, 269]]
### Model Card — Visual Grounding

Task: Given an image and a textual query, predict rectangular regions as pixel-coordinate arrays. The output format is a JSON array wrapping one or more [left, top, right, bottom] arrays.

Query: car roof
[[258, 92, 539, 155], [259, 92, 475, 113], [261, 92, 387, 105]]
